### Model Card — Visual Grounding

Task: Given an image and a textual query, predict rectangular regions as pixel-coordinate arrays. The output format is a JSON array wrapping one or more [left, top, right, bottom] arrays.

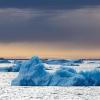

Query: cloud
[[0, 0, 100, 50], [0, 7, 100, 48], [0, 0, 100, 9]]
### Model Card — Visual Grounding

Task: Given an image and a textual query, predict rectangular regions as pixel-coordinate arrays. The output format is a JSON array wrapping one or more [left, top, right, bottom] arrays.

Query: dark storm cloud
[[0, 0, 100, 9], [0, 8, 100, 46], [0, 0, 100, 48]]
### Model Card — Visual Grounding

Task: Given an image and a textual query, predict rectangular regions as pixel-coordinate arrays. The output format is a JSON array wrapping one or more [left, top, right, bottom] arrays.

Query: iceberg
[[11, 56, 51, 86], [49, 67, 76, 86], [80, 69, 100, 86], [11, 56, 100, 86], [67, 74, 87, 86]]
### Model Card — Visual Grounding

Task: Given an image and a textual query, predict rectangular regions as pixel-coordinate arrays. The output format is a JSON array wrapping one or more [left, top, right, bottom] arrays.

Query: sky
[[0, 0, 100, 58]]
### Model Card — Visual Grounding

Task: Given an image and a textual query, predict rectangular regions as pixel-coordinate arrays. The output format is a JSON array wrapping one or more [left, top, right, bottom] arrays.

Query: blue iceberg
[[11, 56, 100, 86], [80, 69, 100, 86], [11, 56, 51, 86], [49, 67, 76, 86]]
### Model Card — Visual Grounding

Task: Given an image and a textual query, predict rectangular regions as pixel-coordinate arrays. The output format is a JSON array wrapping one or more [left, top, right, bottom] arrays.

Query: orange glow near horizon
[[0, 42, 100, 59]]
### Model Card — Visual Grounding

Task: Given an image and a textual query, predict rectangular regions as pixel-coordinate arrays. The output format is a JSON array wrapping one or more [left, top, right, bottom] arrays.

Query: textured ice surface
[[0, 72, 18, 86], [0, 86, 100, 100]]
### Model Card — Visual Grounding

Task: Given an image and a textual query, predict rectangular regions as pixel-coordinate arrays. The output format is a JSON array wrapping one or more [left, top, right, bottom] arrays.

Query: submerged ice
[[11, 56, 100, 86]]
